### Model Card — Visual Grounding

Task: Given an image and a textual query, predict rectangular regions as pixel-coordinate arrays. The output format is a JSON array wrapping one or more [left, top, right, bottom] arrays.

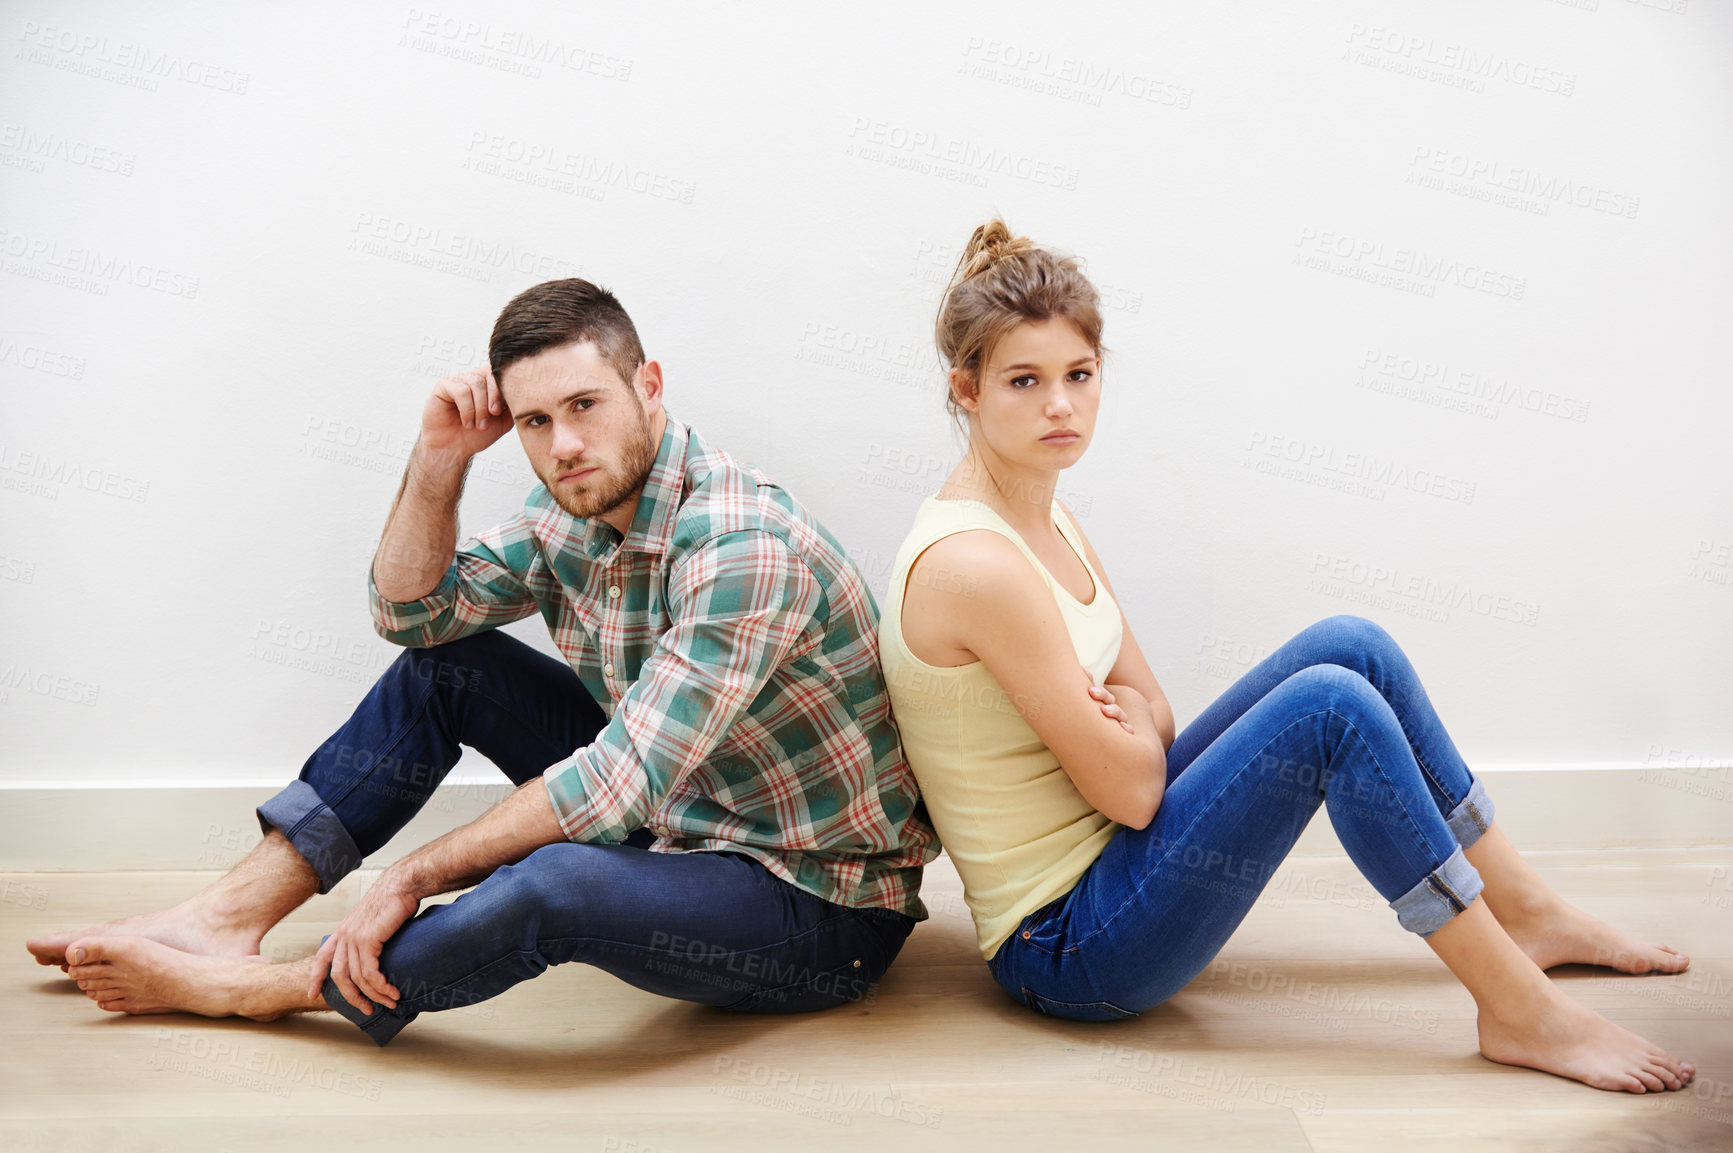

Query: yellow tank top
[[880, 497, 1124, 960]]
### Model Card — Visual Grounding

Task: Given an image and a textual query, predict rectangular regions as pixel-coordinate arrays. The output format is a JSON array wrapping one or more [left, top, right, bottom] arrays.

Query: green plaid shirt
[[368, 417, 936, 918]]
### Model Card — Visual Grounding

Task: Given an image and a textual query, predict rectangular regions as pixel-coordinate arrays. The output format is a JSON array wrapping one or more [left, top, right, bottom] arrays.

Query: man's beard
[[540, 397, 658, 521]]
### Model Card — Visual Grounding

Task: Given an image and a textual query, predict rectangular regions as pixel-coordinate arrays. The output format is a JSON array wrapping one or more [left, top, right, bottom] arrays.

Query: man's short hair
[[489, 278, 647, 392]]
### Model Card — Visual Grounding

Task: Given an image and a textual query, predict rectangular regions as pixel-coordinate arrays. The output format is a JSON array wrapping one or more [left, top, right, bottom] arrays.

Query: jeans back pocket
[[1020, 986, 1139, 1022]]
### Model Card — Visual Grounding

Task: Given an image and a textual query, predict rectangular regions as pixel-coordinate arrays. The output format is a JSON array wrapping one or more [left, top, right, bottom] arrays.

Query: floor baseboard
[[2, 766, 1728, 872]]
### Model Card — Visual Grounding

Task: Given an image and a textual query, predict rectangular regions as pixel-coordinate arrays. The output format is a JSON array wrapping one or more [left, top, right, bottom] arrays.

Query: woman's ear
[[949, 368, 978, 412]]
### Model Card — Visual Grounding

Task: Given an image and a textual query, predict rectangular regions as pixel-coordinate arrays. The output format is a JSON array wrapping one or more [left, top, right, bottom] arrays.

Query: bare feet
[[1497, 896, 1690, 975], [1463, 824, 1688, 975], [28, 903, 265, 972], [27, 829, 319, 972], [65, 937, 322, 1020], [1478, 980, 1696, 1093]]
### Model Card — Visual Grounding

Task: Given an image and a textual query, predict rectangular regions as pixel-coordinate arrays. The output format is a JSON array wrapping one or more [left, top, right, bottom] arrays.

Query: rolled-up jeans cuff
[[319, 949, 414, 1047], [1444, 776, 1495, 850], [256, 780, 363, 895], [1389, 845, 1484, 938]]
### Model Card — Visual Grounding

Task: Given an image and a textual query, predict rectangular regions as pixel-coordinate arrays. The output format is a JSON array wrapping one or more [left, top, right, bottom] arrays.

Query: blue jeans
[[988, 615, 1495, 1021], [256, 631, 914, 1045]]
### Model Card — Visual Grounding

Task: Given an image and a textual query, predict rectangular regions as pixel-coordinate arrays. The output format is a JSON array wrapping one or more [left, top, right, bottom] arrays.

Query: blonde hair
[[933, 218, 1103, 422]]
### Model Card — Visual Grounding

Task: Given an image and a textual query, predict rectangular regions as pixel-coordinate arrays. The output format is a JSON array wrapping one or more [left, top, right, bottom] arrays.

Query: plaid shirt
[[368, 417, 936, 918]]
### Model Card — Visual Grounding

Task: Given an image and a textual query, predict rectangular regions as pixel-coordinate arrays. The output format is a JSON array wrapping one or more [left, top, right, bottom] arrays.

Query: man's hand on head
[[421, 366, 513, 459]]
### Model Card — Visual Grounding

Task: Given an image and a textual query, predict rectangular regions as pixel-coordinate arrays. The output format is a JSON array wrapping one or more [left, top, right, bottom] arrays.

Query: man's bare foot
[[28, 904, 264, 973], [1477, 979, 1695, 1093], [65, 937, 322, 1020], [27, 829, 319, 972], [1497, 896, 1690, 974]]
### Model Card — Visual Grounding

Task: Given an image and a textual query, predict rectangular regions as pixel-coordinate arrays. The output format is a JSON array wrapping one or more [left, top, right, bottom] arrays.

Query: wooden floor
[[4, 848, 1730, 1153]]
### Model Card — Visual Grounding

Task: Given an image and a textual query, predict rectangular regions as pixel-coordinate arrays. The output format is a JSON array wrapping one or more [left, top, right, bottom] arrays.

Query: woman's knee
[[1303, 614, 1399, 665], [1266, 664, 1399, 760], [1273, 660, 1375, 706]]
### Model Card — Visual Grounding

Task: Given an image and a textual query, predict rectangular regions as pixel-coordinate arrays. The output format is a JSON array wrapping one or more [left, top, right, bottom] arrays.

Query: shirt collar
[[577, 416, 688, 561]]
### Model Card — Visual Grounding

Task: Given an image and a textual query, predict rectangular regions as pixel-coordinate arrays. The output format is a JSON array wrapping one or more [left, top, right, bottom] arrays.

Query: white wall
[[2, 0, 1729, 797]]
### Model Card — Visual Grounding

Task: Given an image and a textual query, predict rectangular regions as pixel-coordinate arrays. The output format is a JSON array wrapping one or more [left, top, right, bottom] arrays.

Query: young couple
[[27, 221, 1694, 1094]]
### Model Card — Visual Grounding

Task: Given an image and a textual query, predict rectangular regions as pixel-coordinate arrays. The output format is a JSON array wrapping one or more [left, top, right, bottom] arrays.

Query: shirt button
[[852, 959, 862, 968], [608, 585, 621, 598], [603, 663, 615, 677]]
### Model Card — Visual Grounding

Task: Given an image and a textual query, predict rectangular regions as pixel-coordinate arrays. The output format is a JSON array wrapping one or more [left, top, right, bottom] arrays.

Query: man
[[27, 278, 937, 1045]]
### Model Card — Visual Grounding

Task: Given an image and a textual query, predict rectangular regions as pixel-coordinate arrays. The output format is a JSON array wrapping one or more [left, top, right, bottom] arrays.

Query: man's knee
[[386, 632, 511, 693]]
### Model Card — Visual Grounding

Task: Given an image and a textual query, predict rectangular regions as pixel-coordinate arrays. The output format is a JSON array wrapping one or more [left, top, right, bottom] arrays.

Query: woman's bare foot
[[1463, 824, 1689, 974], [1496, 895, 1690, 975], [1425, 895, 1696, 1094], [1477, 978, 1696, 1093], [65, 937, 322, 1020]]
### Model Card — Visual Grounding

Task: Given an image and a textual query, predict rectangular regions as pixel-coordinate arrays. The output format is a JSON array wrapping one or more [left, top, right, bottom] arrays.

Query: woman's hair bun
[[932, 217, 1104, 425]]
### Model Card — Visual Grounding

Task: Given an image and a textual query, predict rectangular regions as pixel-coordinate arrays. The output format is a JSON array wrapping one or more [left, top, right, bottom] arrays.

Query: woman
[[879, 219, 1695, 1093]]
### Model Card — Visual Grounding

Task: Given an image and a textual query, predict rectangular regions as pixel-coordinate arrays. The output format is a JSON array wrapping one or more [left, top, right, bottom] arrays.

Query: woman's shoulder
[[906, 514, 1053, 619]]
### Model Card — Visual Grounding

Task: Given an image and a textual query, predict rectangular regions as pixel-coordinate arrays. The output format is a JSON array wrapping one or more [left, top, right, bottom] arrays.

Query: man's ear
[[635, 359, 665, 416]]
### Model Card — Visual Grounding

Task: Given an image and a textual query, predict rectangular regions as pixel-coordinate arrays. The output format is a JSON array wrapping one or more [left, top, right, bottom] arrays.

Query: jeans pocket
[[721, 958, 881, 1015], [719, 910, 903, 1015], [1020, 986, 1139, 1022]]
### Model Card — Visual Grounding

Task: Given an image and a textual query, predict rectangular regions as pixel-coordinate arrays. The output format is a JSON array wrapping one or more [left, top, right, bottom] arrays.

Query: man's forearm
[[372, 439, 472, 603], [389, 778, 567, 900]]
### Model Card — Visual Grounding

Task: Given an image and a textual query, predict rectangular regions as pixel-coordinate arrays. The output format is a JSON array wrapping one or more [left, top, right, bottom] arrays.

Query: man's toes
[[65, 938, 114, 967]]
